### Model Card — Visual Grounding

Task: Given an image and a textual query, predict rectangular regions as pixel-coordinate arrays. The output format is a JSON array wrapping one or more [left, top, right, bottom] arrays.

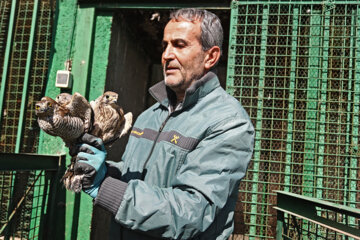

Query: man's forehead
[[163, 19, 201, 39]]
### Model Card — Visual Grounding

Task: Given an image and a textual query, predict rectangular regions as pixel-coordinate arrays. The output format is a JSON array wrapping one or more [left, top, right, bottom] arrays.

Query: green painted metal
[[15, 0, 39, 153], [231, 1, 357, 4], [0, 0, 16, 128], [38, 1, 112, 238], [313, 11, 330, 238], [316, 11, 330, 200], [38, 0, 75, 155], [351, 7, 360, 210], [275, 191, 360, 239], [227, 2, 360, 239], [249, 5, 268, 237], [343, 10, 356, 209], [81, 2, 230, 9], [67, 7, 96, 240], [0, 153, 61, 170], [71, 7, 95, 97], [303, 10, 321, 197], [284, 6, 299, 191], [0, 153, 65, 239], [29, 170, 44, 239], [88, 12, 112, 101], [225, 1, 238, 96]]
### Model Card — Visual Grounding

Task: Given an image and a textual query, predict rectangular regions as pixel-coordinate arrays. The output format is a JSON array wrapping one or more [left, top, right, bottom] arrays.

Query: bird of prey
[[36, 91, 132, 193], [55, 92, 72, 106], [90, 91, 133, 145], [56, 92, 93, 133], [35, 96, 85, 146], [36, 93, 93, 193]]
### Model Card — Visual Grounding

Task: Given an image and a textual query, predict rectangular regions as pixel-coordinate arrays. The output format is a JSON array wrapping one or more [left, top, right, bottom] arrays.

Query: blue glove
[[74, 134, 107, 198]]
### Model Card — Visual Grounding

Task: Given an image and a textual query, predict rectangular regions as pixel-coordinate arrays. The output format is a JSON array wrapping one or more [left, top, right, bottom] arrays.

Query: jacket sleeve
[[95, 114, 254, 239]]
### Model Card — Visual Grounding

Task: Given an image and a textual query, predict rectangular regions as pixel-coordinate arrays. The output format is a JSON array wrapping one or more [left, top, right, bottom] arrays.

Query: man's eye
[[174, 41, 186, 48]]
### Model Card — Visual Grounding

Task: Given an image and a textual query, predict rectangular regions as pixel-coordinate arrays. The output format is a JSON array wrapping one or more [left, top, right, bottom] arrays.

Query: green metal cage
[[275, 191, 360, 239], [0, 0, 55, 154], [0, 153, 65, 239], [227, 1, 360, 239], [0, 0, 57, 239]]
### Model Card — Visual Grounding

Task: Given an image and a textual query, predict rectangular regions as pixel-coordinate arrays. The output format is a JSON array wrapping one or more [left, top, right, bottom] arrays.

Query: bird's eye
[[48, 102, 52, 107], [35, 105, 39, 110], [105, 95, 109, 99]]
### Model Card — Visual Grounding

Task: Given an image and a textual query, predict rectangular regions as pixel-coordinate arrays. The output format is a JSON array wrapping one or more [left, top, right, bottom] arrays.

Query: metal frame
[[227, 1, 360, 239], [274, 191, 360, 239], [0, 153, 66, 239]]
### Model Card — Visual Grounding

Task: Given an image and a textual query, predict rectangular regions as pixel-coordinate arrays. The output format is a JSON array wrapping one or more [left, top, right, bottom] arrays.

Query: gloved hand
[[74, 133, 107, 198]]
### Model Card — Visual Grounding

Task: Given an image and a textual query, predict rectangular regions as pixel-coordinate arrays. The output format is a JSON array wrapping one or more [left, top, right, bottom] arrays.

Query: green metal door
[[227, 1, 359, 239]]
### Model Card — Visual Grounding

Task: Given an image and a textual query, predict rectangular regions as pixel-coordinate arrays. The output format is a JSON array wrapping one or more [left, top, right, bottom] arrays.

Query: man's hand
[[74, 133, 107, 198]]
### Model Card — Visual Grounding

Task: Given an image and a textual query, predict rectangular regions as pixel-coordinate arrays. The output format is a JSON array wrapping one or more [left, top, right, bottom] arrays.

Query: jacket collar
[[149, 71, 220, 111]]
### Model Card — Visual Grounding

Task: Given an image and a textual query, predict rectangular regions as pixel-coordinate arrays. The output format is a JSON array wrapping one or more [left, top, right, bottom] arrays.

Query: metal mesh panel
[[0, 0, 54, 153], [0, 170, 54, 239], [228, 2, 360, 239], [0, 0, 11, 80], [22, 0, 54, 153], [1, 0, 32, 152], [282, 209, 360, 239], [0, 1, 56, 238]]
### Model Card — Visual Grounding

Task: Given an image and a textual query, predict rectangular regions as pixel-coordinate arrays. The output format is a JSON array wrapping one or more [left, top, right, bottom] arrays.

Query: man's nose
[[162, 45, 175, 60]]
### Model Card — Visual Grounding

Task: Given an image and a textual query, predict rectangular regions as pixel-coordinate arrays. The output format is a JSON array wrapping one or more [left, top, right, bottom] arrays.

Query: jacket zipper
[[141, 114, 171, 178]]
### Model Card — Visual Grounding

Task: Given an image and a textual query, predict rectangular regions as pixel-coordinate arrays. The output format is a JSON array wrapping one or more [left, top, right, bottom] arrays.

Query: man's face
[[161, 19, 206, 99]]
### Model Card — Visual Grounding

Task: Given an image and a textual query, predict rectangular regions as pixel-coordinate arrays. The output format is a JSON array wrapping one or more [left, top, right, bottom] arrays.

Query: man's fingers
[[81, 133, 104, 150], [78, 144, 95, 154], [74, 161, 95, 175], [76, 151, 93, 161]]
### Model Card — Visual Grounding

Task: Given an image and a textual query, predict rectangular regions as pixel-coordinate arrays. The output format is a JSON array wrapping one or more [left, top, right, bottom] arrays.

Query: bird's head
[[103, 91, 118, 105], [56, 93, 72, 106], [35, 97, 57, 117]]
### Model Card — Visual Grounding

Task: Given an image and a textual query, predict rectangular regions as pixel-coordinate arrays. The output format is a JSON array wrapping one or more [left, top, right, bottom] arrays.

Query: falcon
[[36, 91, 132, 193], [90, 91, 133, 145], [56, 92, 93, 133], [35, 96, 84, 146]]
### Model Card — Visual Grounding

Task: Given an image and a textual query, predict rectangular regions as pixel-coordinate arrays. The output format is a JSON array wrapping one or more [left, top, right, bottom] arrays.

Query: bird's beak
[[110, 97, 117, 104]]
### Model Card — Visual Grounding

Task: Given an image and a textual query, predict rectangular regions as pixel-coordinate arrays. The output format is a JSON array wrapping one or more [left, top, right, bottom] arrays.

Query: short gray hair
[[170, 8, 223, 54]]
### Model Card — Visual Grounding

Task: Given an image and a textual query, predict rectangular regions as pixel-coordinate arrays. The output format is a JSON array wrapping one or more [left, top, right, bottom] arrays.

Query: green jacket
[[95, 72, 254, 239]]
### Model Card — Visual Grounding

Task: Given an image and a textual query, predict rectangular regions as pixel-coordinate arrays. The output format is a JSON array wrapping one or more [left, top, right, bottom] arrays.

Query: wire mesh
[[228, 1, 360, 239], [0, 0, 56, 238], [281, 209, 360, 240], [0, 0, 11, 82], [0, 170, 56, 239], [0, 0, 54, 153], [22, 0, 54, 153]]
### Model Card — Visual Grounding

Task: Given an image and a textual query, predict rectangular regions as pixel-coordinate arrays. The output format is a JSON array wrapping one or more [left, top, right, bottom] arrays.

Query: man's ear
[[204, 46, 221, 70]]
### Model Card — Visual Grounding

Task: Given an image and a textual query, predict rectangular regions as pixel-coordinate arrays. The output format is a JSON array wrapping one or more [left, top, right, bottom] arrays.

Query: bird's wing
[[119, 112, 133, 138]]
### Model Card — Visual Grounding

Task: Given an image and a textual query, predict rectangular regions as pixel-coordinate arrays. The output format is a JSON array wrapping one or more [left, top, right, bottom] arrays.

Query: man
[[75, 8, 254, 239]]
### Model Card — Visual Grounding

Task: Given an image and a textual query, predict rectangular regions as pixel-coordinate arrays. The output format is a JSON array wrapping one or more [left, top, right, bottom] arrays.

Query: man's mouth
[[165, 66, 179, 74]]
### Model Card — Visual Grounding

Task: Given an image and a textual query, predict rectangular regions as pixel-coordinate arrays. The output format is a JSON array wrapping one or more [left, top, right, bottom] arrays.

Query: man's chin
[[164, 77, 182, 88]]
